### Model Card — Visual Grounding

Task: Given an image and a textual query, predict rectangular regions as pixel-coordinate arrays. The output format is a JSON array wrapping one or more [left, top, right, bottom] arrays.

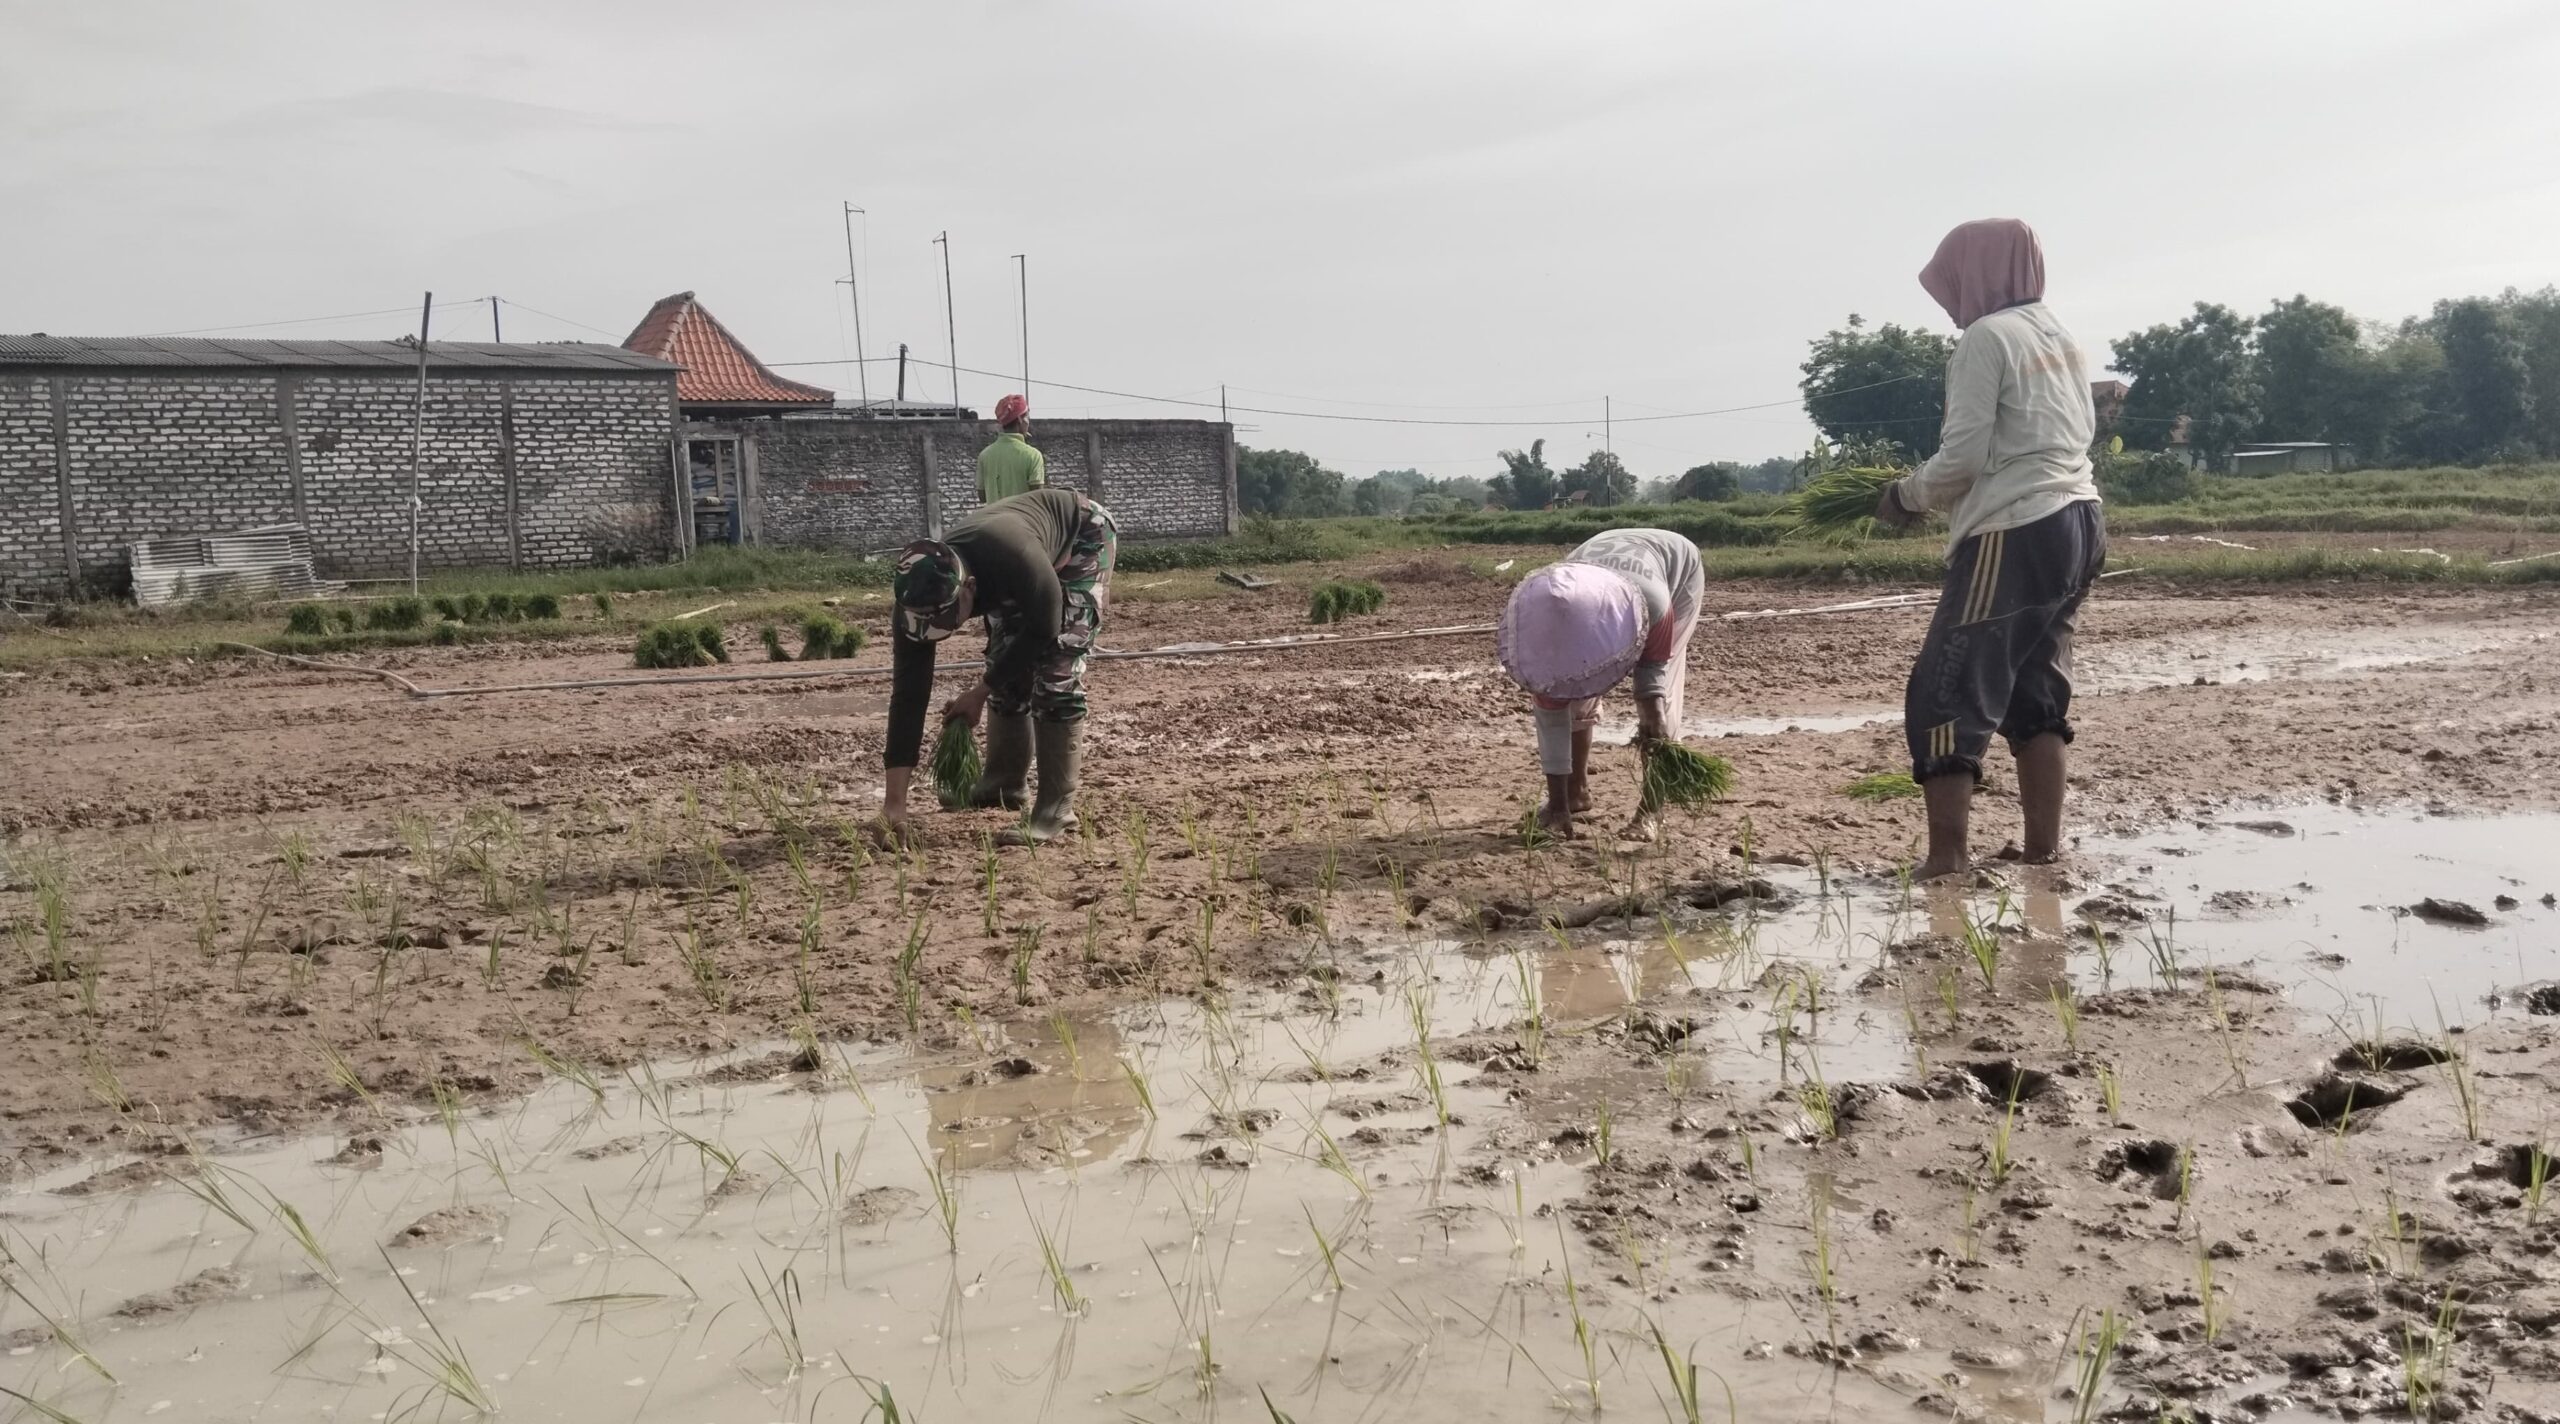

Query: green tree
[[1740, 456, 1798, 494], [1673, 462, 1743, 502], [2433, 297, 2536, 459], [1489, 439, 1558, 510], [1559, 449, 1636, 506], [2112, 303, 2260, 466], [2253, 296, 2369, 444], [2498, 287, 2560, 456], [1799, 315, 1955, 460], [1235, 447, 1350, 518]]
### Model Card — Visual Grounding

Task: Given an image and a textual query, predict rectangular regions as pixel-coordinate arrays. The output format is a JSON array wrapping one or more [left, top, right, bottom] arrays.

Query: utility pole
[[488, 295, 501, 342], [839, 203, 871, 408], [409, 291, 432, 593], [1011, 253, 1028, 401], [1220, 384, 1228, 425], [933, 231, 959, 411], [896, 343, 909, 405], [1604, 395, 1612, 456]]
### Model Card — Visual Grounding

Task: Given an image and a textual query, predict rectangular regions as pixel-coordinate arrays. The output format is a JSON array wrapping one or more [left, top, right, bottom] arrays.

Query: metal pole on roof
[[488, 295, 501, 342], [933, 230, 959, 412], [409, 291, 431, 594], [840, 203, 871, 409]]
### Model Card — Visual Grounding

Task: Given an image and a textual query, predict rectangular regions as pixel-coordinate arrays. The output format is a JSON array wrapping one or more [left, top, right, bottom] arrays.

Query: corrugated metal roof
[[130, 523, 335, 606], [0, 335, 677, 374]]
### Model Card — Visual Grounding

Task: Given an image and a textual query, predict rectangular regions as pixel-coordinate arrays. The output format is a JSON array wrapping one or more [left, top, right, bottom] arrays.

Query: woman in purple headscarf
[[1873, 218, 2106, 878], [1497, 527, 1705, 839]]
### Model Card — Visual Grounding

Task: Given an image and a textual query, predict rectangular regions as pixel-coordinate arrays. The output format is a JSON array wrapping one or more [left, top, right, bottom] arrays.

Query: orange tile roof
[[622, 292, 833, 406]]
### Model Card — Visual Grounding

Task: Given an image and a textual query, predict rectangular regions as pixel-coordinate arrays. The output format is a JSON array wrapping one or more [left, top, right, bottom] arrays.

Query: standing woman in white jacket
[[1874, 218, 2106, 879]]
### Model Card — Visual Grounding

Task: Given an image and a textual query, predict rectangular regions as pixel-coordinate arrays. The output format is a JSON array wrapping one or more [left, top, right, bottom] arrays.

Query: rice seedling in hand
[[1639, 742, 1735, 813], [1787, 465, 1904, 539], [931, 718, 981, 809]]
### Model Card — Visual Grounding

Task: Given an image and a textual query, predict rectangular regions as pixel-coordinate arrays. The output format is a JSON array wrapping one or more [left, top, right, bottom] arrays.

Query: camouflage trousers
[[986, 499, 1118, 723]]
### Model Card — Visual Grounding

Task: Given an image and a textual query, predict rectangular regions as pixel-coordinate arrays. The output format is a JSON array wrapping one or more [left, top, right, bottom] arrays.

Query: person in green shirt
[[977, 393, 1045, 503]]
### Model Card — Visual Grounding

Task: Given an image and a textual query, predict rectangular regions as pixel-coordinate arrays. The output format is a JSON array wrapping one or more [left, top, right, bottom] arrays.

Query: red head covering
[[994, 394, 1030, 426], [1918, 219, 2046, 329]]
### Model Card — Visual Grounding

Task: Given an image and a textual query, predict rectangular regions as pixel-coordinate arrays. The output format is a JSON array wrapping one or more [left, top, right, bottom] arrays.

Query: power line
[[771, 351, 1927, 428], [493, 298, 629, 341]]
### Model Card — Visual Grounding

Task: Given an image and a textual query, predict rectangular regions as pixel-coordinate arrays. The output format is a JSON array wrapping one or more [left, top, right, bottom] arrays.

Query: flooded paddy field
[[6, 554, 2560, 1420]]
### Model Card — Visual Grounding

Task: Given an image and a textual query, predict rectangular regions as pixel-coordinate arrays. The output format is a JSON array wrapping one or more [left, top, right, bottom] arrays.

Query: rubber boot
[[998, 719, 1082, 846], [969, 711, 1032, 810]]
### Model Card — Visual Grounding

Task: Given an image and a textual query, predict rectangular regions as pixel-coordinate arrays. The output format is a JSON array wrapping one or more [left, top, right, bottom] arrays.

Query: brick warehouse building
[[0, 335, 682, 598], [1, 317, 1239, 601]]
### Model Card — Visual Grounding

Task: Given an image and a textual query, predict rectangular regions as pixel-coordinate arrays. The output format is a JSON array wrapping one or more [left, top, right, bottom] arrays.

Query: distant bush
[[2098, 450, 2199, 506]]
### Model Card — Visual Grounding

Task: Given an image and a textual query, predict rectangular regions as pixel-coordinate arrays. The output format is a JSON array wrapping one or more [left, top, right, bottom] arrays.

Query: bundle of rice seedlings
[[801, 612, 861, 659], [365, 596, 427, 631], [285, 604, 330, 637], [329, 606, 360, 633], [1842, 771, 1919, 802], [1638, 741, 1736, 812], [430, 595, 464, 622], [481, 592, 518, 622], [1308, 578, 1387, 625], [931, 719, 981, 809], [1787, 467, 1905, 539], [592, 592, 614, 618], [522, 592, 562, 620], [633, 622, 724, 669], [430, 620, 465, 646], [760, 625, 792, 662], [458, 593, 488, 623]]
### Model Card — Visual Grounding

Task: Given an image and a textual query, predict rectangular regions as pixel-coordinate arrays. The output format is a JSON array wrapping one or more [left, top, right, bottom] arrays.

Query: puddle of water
[[2075, 804, 2560, 1023], [1, 884, 1915, 1424], [1651, 623, 2550, 742]]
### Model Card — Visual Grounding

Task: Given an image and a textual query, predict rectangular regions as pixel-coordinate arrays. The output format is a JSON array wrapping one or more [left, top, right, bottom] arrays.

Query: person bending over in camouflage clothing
[[877, 487, 1118, 845]]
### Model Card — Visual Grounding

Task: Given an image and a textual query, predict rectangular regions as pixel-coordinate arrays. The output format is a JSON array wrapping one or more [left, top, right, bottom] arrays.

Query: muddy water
[[3, 888, 1911, 1423], [1660, 623, 2551, 741], [2078, 804, 2560, 1021]]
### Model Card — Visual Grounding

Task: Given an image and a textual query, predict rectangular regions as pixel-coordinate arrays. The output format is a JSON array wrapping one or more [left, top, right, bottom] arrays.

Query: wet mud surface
[[4, 549, 2559, 1419]]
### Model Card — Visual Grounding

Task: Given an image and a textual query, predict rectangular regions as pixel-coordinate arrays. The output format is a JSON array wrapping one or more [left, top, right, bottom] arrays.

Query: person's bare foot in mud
[[1913, 852, 1972, 881], [1536, 801, 1578, 841], [1568, 777, 1593, 817]]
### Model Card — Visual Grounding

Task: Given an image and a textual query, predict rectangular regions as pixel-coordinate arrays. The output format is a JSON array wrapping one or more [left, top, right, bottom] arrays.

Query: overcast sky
[[7, 2, 2559, 482]]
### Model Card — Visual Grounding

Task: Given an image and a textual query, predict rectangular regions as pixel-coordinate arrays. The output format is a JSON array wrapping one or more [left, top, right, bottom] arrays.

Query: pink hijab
[[1918, 219, 2045, 328]]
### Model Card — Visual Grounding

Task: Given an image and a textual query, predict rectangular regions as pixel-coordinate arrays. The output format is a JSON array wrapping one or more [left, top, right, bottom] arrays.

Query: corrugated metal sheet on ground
[[130, 523, 337, 607]]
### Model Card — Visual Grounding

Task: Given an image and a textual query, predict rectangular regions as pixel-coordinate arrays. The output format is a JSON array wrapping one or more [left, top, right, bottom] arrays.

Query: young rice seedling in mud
[[1406, 986, 1451, 1127], [1010, 925, 1044, 1004], [738, 1260, 808, 1379], [1593, 1099, 1616, 1168], [2083, 912, 2118, 989], [2072, 1308, 2126, 1424], [1935, 967, 1963, 1031], [1557, 1225, 1604, 1409], [1806, 1195, 1841, 1353], [2202, 969, 2248, 1088], [1985, 1076, 2024, 1185], [2401, 1291, 2465, 1421], [906, 1131, 962, 1251], [2195, 1236, 2228, 1344], [2051, 984, 2083, 1053], [2097, 1062, 2124, 1125], [1019, 1184, 1086, 1315], [1962, 907, 2002, 993], [1645, 1316, 1736, 1424], [1510, 944, 1547, 1068], [2525, 1144, 2553, 1225], [895, 908, 930, 1035]]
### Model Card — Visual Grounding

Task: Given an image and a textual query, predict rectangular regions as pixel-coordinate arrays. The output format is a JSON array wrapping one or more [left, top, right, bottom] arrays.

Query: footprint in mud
[[1959, 1060, 2054, 1103], [112, 1267, 251, 1320], [2284, 1071, 2411, 1129], [2332, 1039, 2451, 1071], [390, 1204, 506, 1248], [2096, 1138, 2189, 1198], [842, 1185, 917, 1227]]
